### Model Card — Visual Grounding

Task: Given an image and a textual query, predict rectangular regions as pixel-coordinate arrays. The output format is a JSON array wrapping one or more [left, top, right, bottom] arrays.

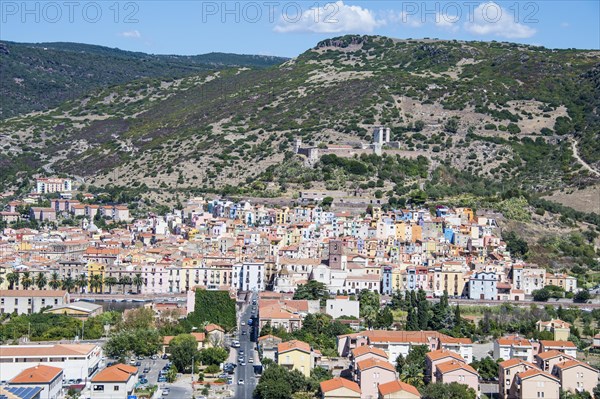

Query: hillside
[[0, 41, 287, 118], [1, 35, 599, 209]]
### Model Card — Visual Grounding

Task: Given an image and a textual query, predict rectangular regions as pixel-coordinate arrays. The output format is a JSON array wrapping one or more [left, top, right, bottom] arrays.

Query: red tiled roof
[[319, 377, 361, 394], [356, 358, 395, 372], [10, 365, 62, 384], [278, 340, 311, 354], [92, 364, 137, 382], [378, 380, 421, 397]]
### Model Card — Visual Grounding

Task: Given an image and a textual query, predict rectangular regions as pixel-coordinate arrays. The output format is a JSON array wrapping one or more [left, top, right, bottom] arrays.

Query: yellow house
[[87, 262, 106, 291], [276, 208, 289, 225], [536, 319, 571, 341], [320, 377, 361, 399], [277, 340, 314, 377], [411, 225, 422, 242]]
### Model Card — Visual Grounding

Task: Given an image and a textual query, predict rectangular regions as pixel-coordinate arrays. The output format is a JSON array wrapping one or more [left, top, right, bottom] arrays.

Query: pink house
[[434, 360, 479, 396], [355, 358, 396, 399]]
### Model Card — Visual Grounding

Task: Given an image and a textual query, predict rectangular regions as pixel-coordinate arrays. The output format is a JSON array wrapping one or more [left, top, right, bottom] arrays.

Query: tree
[[35, 272, 47, 290], [414, 120, 425, 132], [21, 272, 32, 290], [199, 347, 228, 366], [60, 276, 75, 293], [470, 357, 499, 381], [375, 307, 394, 329], [132, 273, 144, 293], [188, 289, 236, 331], [122, 307, 155, 330], [48, 272, 61, 290], [293, 281, 329, 302], [104, 329, 162, 358], [400, 362, 425, 388], [170, 334, 200, 373], [533, 289, 551, 302], [90, 274, 103, 294], [119, 275, 132, 293], [7, 272, 19, 289], [503, 231, 529, 259], [593, 382, 600, 399], [74, 273, 88, 293], [321, 197, 334, 209], [574, 290, 591, 303], [416, 289, 429, 330], [205, 364, 220, 375], [104, 276, 118, 294], [254, 364, 313, 399], [421, 382, 477, 399], [444, 118, 459, 133]]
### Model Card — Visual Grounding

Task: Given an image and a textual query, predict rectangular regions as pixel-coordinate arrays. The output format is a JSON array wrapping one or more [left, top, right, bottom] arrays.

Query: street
[[235, 292, 259, 399]]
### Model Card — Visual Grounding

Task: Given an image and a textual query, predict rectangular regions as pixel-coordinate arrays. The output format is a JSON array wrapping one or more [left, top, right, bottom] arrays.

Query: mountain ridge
[[1, 35, 599, 209]]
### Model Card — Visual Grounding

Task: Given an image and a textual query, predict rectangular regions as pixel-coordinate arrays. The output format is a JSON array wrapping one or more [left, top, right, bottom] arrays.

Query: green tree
[[21, 272, 32, 290], [132, 273, 144, 293], [293, 281, 329, 302], [7, 272, 19, 289], [199, 347, 228, 366], [375, 306, 394, 329], [503, 231, 529, 259], [74, 273, 88, 293], [90, 274, 103, 293], [122, 307, 155, 330], [61, 276, 75, 293], [533, 289, 551, 302], [48, 272, 61, 290], [170, 334, 200, 373], [470, 357, 499, 380], [188, 289, 236, 331], [574, 290, 591, 303], [104, 276, 118, 294], [34, 272, 47, 290], [119, 275, 132, 293], [254, 364, 313, 399], [421, 382, 476, 399], [444, 118, 459, 134]]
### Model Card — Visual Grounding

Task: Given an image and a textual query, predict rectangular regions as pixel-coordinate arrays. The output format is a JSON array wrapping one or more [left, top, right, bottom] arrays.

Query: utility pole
[[82, 319, 85, 340]]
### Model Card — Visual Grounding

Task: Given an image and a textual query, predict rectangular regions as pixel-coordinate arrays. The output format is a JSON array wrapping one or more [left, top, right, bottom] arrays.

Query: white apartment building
[[35, 178, 72, 194], [0, 344, 102, 382], [0, 290, 70, 315]]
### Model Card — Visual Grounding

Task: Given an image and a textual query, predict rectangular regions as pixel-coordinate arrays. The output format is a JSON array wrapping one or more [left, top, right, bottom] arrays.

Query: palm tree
[[21, 271, 33, 290], [119, 275, 132, 294], [104, 277, 118, 294], [6, 272, 19, 289], [132, 273, 144, 294], [48, 272, 61, 289], [61, 276, 75, 293], [90, 274, 103, 294], [399, 362, 425, 388], [74, 273, 88, 293], [35, 272, 47, 290]]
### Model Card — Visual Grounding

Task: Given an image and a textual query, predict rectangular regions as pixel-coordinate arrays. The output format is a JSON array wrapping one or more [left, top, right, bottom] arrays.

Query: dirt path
[[572, 139, 600, 177]]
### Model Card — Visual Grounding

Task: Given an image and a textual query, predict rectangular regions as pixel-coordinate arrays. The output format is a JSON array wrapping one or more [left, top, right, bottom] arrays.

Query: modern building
[[0, 344, 102, 382], [35, 178, 72, 194], [44, 301, 103, 319], [355, 358, 397, 399], [493, 336, 533, 363]]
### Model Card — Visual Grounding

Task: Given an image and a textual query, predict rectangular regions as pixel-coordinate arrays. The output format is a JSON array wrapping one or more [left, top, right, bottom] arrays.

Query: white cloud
[[386, 10, 423, 28], [274, 1, 384, 34], [435, 13, 460, 32], [464, 2, 536, 39], [119, 30, 142, 39], [560, 22, 570, 28]]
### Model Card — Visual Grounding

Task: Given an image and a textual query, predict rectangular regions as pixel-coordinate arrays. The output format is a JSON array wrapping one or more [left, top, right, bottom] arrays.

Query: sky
[[1, 1, 598, 57]]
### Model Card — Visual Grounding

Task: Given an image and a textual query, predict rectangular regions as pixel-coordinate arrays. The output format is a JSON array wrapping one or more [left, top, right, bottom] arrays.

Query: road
[[235, 292, 259, 399], [571, 139, 600, 177]]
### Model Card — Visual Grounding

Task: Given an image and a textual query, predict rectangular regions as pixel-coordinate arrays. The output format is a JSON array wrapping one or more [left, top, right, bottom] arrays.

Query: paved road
[[235, 292, 259, 399]]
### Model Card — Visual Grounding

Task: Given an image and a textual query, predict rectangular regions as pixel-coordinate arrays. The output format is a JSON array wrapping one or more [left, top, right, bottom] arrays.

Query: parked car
[[162, 388, 170, 396], [151, 354, 158, 360], [139, 378, 148, 385], [162, 353, 169, 359], [134, 361, 142, 367], [158, 376, 167, 383]]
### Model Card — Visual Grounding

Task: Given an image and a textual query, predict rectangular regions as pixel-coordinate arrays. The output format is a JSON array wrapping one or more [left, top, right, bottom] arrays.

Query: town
[[0, 179, 598, 399]]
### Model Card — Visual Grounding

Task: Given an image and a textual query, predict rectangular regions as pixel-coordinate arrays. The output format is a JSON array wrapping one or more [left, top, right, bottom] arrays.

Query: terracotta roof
[[517, 368, 559, 381], [439, 336, 472, 345], [378, 380, 421, 397], [92, 364, 137, 383], [258, 334, 283, 342], [436, 360, 478, 375], [356, 358, 395, 372], [205, 324, 225, 333], [554, 359, 597, 372], [278, 340, 311, 354], [319, 377, 361, 394], [499, 358, 532, 369], [540, 340, 576, 348], [426, 349, 465, 362], [351, 345, 388, 360], [0, 344, 97, 358], [535, 350, 573, 361], [497, 337, 531, 347], [9, 365, 62, 384]]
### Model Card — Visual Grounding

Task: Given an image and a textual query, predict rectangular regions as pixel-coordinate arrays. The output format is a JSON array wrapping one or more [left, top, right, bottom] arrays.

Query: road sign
[[127, 396, 137, 399]]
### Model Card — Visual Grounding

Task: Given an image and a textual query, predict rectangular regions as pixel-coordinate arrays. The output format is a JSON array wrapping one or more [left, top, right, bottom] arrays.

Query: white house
[[0, 344, 102, 382], [0, 290, 70, 315], [325, 296, 360, 319], [90, 364, 137, 399]]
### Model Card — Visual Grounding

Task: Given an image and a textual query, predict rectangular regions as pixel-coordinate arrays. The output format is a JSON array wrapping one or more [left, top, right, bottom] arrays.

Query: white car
[[248, 358, 253, 363], [241, 321, 246, 326], [162, 388, 170, 396], [238, 379, 244, 385]]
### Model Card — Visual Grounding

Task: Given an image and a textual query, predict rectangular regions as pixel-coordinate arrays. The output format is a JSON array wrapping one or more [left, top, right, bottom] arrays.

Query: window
[[537, 392, 544, 398], [14, 299, 18, 305], [93, 385, 104, 391], [114, 386, 119, 391]]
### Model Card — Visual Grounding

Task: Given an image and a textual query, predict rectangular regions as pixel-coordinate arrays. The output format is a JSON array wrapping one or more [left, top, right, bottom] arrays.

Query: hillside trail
[[571, 139, 600, 177]]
